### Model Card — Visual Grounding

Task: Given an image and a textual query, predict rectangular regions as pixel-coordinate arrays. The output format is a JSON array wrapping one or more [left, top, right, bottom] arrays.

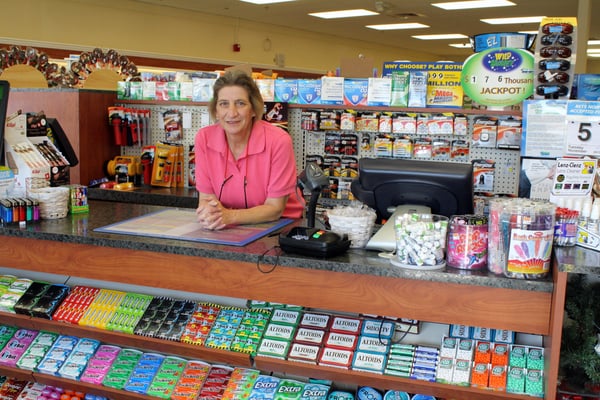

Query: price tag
[[565, 101, 600, 156]]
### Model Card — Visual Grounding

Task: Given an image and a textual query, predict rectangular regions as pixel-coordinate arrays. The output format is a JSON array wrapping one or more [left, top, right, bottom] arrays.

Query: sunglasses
[[542, 23, 574, 35], [540, 46, 572, 59], [536, 84, 569, 97], [537, 71, 570, 84], [538, 59, 571, 71], [541, 34, 573, 47]]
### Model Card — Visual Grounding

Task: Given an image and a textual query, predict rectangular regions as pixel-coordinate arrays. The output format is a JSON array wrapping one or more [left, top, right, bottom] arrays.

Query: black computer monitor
[[0, 81, 9, 166], [351, 157, 474, 221]]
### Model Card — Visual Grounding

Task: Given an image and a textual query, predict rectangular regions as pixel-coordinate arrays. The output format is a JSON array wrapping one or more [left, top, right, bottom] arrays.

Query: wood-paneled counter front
[[0, 201, 560, 400]]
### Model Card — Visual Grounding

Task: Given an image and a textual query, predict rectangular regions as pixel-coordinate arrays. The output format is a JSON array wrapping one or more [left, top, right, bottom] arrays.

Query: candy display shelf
[[0, 200, 566, 399]]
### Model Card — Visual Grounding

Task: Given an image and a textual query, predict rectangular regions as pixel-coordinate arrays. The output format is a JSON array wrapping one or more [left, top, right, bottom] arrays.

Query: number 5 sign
[[566, 101, 600, 157]]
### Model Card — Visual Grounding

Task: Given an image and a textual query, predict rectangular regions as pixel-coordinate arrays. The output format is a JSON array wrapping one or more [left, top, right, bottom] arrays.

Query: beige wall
[[0, 0, 440, 75]]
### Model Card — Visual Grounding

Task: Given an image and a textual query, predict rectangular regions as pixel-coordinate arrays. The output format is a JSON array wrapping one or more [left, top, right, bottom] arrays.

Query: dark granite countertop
[[88, 186, 198, 208], [0, 200, 554, 293], [554, 246, 600, 275]]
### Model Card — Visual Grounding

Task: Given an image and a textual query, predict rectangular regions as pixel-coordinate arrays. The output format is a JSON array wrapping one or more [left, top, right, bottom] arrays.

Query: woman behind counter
[[195, 70, 305, 230]]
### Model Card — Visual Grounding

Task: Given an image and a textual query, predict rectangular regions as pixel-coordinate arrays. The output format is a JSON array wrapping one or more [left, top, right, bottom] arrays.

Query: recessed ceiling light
[[449, 43, 473, 48], [481, 16, 545, 25], [239, 0, 295, 4], [367, 23, 429, 31], [413, 33, 469, 40], [309, 9, 379, 19], [432, 0, 515, 10]]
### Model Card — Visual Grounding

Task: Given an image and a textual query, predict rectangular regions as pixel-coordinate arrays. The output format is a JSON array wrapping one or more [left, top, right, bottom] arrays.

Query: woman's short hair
[[209, 70, 264, 120]]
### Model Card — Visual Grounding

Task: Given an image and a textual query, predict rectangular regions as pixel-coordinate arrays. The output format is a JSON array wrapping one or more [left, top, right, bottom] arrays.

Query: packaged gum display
[[204, 307, 246, 350], [146, 356, 187, 399], [248, 375, 280, 400], [221, 367, 261, 400], [273, 378, 305, 399], [181, 303, 221, 346], [106, 293, 153, 334], [52, 285, 99, 324], [29, 284, 70, 319], [352, 351, 386, 374], [170, 360, 211, 399], [300, 382, 330, 399]]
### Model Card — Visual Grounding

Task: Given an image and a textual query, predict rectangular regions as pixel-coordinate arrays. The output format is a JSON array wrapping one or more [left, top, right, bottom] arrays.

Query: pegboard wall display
[[117, 103, 521, 201]]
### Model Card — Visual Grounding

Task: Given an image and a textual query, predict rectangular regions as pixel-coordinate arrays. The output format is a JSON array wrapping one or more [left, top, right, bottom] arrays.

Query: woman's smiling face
[[215, 85, 256, 137]]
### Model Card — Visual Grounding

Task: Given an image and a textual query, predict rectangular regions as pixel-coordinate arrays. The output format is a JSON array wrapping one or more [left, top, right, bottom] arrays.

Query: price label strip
[[566, 101, 600, 156]]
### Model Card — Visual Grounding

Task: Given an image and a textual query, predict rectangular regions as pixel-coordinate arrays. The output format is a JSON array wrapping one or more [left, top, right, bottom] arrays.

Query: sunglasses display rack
[[534, 17, 578, 100]]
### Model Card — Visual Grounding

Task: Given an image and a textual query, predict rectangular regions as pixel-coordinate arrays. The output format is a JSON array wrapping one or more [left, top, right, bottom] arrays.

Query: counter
[[0, 200, 561, 399], [2, 199, 551, 292]]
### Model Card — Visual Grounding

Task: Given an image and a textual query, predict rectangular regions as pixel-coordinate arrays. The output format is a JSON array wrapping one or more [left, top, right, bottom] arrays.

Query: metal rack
[[119, 103, 522, 197]]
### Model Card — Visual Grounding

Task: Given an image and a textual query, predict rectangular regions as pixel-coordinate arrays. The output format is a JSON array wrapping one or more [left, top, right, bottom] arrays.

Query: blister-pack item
[[534, 17, 578, 100]]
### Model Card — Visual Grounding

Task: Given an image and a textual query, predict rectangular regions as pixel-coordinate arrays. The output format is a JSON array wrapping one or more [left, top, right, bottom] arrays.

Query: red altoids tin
[[329, 316, 362, 335], [318, 347, 353, 369]]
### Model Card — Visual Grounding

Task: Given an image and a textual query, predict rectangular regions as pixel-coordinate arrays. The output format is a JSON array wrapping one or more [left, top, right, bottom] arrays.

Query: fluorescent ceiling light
[[432, 0, 515, 10], [449, 43, 472, 48], [413, 33, 469, 40], [482, 16, 545, 24], [309, 9, 378, 19], [239, 0, 295, 4], [587, 49, 600, 53], [587, 53, 600, 58], [367, 23, 429, 31], [519, 30, 538, 35], [588, 40, 600, 46]]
